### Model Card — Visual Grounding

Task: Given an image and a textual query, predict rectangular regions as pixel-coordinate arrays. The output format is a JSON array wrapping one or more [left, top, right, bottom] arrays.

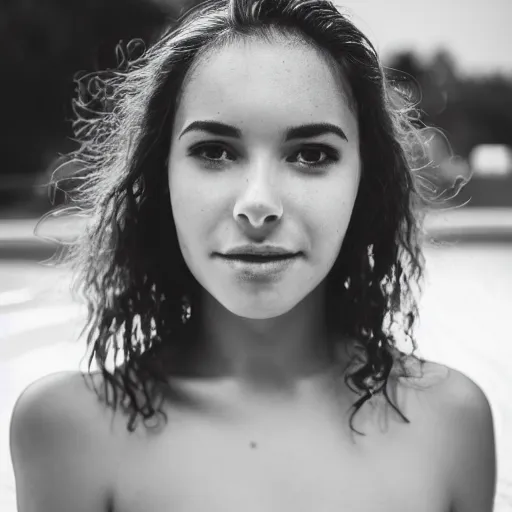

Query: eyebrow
[[178, 120, 348, 142]]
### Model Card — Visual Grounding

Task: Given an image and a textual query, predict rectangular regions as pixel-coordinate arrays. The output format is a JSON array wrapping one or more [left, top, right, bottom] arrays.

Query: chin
[[220, 295, 300, 320]]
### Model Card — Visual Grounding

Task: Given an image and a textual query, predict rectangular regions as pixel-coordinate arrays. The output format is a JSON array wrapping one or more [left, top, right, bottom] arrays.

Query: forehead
[[174, 35, 357, 135]]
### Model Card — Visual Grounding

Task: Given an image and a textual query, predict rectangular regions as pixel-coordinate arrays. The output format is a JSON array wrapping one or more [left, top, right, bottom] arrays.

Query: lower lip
[[216, 255, 300, 280]]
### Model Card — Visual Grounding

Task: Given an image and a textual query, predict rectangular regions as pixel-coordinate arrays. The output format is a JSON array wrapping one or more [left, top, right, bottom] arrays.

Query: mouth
[[215, 252, 300, 279], [219, 253, 298, 262]]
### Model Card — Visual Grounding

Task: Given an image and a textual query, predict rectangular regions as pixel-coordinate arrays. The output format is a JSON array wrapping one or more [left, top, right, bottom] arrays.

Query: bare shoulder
[[392, 358, 494, 424], [9, 370, 118, 511], [394, 359, 497, 512], [395, 359, 494, 417], [10, 370, 117, 437], [10, 371, 88, 441], [428, 363, 497, 512]]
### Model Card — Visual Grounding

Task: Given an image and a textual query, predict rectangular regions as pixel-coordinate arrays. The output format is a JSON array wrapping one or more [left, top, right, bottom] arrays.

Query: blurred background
[[1, 0, 511, 510]]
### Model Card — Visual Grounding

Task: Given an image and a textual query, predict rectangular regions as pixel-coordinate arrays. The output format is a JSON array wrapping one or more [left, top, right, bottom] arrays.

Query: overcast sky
[[336, 0, 512, 75]]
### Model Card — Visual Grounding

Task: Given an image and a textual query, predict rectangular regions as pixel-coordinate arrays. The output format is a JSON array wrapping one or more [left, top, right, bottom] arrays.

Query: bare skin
[[10, 343, 496, 512], [109, 369, 452, 512], [14, 358, 456, 512]]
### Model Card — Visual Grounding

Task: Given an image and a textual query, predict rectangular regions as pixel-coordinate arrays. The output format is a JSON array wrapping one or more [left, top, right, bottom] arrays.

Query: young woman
[[10, 1, 496, 511]]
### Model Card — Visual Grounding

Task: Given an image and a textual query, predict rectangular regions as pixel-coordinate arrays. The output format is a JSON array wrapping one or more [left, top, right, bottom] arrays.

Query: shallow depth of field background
[[1, 0, 511, 510]]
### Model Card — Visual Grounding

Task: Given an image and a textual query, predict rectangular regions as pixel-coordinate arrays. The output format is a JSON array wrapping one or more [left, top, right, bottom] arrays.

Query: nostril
[[237, 213, 279, 226]]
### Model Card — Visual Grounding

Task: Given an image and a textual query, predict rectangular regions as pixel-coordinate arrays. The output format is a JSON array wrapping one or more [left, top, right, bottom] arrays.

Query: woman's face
[[168, 35, 361, 319]]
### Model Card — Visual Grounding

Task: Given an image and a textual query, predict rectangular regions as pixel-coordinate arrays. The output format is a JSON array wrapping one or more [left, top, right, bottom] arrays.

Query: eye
[[288, 145, 340, 168], [188, 142, 236, 164]]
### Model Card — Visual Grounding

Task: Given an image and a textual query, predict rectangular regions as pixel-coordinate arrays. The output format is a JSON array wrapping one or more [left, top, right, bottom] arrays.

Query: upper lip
[[220, 245, 299, 257]]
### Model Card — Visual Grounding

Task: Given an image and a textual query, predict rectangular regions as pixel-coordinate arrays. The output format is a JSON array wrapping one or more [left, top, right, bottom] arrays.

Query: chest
[[110, 410, 451, 512]]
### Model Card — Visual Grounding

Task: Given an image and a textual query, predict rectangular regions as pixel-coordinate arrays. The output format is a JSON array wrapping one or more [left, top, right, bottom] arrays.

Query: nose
[[233, 160, 283, 233]]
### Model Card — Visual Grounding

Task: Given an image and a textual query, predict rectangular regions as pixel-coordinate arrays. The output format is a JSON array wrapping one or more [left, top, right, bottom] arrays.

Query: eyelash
[[187, 142, 340, 170]]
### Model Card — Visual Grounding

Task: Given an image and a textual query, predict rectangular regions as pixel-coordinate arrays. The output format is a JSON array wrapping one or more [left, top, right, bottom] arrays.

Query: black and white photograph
[[1, 1, 511, 511]]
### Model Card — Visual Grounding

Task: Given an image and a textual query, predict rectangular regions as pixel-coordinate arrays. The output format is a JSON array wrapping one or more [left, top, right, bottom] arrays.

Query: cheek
[[316, 199, 354, 244], [168, 162, 217, 246], [305, 179, 360, 258]]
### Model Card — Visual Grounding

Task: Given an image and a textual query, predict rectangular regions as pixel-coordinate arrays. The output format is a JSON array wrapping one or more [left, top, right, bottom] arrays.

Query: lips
[[217, 251, 300, 279], [221, 254, 296, 263]]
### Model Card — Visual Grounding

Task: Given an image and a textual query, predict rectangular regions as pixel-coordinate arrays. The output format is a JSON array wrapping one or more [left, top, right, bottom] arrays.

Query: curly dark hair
[[46, 0, 434, 435]]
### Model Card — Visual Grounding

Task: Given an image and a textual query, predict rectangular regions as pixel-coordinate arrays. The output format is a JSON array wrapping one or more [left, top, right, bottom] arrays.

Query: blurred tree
[[0, 0, 201, 207], [387, 49, 512, 206], [387, 49, 512, 159]]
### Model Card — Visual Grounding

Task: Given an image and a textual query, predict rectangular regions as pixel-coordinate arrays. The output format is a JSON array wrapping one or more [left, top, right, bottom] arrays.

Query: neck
[[179, 282, 350, 399]]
